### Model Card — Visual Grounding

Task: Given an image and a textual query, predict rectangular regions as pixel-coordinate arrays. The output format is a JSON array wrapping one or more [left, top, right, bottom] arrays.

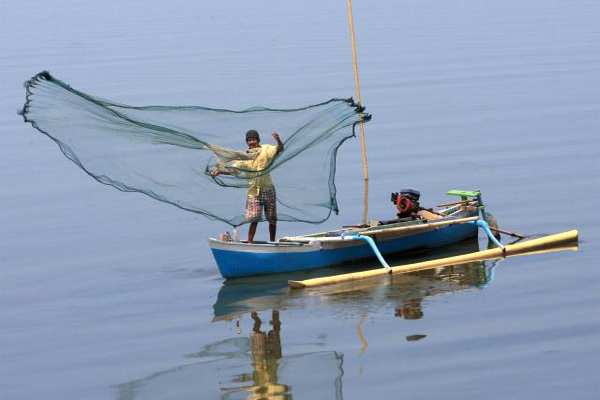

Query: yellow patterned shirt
[[233, 144, 280, 197]]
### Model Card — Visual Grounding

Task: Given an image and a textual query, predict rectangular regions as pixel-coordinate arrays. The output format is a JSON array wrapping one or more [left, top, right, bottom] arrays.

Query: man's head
[[246, 129, 260, 149]]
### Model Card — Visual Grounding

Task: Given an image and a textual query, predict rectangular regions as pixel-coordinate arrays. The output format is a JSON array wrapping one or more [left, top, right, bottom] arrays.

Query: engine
[[391, 187, 421, 219]]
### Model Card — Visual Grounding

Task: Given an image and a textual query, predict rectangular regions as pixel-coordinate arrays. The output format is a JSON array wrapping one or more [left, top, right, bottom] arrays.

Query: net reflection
[[115, 311, 343, 400]]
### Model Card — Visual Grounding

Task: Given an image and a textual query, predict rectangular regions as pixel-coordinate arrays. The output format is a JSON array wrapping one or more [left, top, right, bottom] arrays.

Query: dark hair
[[246, 130, 260, 141]]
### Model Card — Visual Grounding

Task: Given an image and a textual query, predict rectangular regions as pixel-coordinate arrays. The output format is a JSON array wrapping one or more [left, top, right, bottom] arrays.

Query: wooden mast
[[347, 0, 369, 226]]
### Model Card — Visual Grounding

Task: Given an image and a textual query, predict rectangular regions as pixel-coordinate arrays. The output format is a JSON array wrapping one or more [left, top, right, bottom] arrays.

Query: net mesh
[[21, 71, 370, 227]]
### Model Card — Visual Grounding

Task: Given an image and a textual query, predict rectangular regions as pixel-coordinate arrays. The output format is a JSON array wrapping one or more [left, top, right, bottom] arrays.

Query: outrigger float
[[208, 189, 556, 279]]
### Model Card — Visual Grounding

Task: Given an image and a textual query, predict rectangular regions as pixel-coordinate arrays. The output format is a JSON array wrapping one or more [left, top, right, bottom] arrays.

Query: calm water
[[1, 0, 599, 399]]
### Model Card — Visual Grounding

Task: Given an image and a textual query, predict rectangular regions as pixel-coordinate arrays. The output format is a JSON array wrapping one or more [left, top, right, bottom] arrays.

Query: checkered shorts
[[245, 187, 277, 223]]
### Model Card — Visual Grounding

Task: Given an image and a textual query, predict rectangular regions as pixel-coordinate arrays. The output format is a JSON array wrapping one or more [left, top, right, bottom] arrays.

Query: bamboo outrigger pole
[[347, 0, 369, 226], [288, 230, 579, 288]]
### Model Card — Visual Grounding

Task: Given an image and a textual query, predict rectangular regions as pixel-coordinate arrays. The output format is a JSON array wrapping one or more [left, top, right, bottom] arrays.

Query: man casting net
[[21, 71, 370, 227]]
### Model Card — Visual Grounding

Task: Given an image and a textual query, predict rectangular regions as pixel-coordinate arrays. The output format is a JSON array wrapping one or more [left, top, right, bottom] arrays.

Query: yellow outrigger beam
[[288, 230, 579, 288]]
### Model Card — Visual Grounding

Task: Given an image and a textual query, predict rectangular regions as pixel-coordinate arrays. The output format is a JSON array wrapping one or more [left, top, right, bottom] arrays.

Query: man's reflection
[[246, 310, 289, 399], [115, 310, 345, 399]]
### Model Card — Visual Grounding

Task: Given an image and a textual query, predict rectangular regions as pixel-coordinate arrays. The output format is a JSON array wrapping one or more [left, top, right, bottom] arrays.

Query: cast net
[[21, 72, 370, 227]]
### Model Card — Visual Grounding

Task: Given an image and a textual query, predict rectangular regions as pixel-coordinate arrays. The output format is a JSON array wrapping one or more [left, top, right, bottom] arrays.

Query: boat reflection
[[213, 237, 577, 347], [213, 238, 493, 323], [213, 237, 578, 324]]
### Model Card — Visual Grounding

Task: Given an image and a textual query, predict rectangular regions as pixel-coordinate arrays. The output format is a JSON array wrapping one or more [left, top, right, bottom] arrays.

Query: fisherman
[[211, 130, 284, 243]]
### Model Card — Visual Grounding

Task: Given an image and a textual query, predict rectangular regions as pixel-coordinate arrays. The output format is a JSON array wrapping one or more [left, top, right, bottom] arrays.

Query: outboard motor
[[391, 187, 421, 219]]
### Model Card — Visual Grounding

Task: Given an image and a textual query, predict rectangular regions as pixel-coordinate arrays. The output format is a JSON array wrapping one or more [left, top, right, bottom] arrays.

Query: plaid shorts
[[245, 187, 277, 223]]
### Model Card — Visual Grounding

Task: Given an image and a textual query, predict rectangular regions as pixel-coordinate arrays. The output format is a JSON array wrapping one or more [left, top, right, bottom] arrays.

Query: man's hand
[[211, 169, 220, 177], [272, 131, 284, 151]]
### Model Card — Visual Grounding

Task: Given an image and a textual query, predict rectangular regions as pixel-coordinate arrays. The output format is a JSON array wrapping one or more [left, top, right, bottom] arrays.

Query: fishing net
[[21, 71, 370, 227]]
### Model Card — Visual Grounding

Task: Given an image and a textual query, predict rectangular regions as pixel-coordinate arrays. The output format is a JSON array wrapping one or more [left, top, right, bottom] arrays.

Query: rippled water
[[1, 0, 599, 399]]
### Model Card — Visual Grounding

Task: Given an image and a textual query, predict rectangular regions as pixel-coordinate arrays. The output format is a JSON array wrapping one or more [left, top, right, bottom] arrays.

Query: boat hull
[[209, 216, 478, 278]]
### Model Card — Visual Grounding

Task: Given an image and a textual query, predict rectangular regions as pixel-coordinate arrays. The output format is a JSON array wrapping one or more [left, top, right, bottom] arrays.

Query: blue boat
[[209, 190, 498, 279]]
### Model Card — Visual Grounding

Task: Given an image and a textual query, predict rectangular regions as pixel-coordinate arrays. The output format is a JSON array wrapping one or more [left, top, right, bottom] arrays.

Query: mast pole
[[347, 0, 369, 226]]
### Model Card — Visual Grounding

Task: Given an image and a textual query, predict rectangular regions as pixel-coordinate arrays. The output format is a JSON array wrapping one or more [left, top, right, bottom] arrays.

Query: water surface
[[1, 0, 599, 399]]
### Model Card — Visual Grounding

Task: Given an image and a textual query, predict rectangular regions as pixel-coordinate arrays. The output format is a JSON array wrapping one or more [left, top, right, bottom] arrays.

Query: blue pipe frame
[[342, 217, 504, 271]]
